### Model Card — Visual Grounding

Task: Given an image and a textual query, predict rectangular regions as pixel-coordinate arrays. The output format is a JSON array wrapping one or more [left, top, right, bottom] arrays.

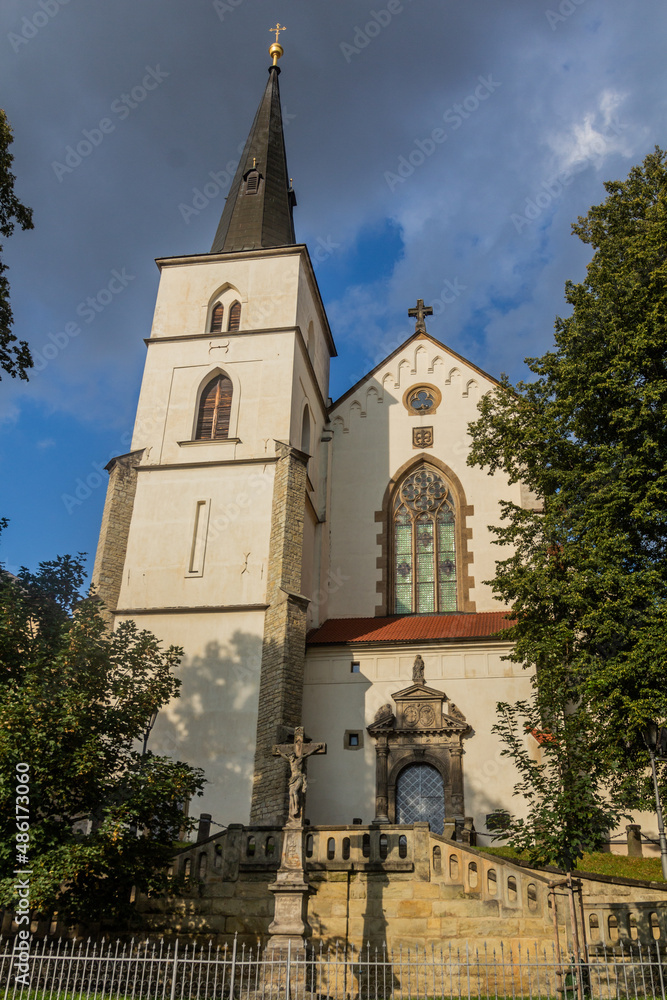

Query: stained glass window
[[393, 465, 457, 614]]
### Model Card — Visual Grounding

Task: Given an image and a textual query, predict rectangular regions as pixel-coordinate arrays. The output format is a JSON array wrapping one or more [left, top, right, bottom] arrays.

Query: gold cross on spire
[[268, 23, 286, 66], [408, 298, 433, 333]]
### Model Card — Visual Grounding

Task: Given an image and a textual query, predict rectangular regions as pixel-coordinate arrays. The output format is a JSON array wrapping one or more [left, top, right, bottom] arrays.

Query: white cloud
[[548, 90, 633, 175]]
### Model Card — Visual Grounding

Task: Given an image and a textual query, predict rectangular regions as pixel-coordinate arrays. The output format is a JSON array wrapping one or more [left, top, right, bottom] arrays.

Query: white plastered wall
[[115, 610, 265, 828], [302, 642, 536, 837], [117, 464, 275, 611], [327, 337, 524, 618]]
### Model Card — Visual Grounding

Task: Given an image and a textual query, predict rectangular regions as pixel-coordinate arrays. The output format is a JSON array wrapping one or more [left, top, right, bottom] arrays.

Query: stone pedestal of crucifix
[[266, 726, 326, 949]]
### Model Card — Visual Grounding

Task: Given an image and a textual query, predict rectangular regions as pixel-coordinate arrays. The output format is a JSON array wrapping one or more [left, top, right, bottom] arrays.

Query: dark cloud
[[1, 0, 666, 565]]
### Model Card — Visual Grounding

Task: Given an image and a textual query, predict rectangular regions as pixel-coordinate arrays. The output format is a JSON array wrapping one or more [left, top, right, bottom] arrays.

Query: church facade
[[92, 46, 540, 846]]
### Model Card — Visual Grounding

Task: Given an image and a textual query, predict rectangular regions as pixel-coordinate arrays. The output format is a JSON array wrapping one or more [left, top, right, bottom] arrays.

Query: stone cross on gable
[[408, 298, 433, 333], [272, 726, 326, 825]]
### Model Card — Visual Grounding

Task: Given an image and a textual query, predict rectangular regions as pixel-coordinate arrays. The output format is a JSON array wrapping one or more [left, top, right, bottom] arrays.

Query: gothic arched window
[[228, 301, 241, 332], [210, 303, 223, 333], [195, 373, 233, 440], [393, 465, 457, 614]]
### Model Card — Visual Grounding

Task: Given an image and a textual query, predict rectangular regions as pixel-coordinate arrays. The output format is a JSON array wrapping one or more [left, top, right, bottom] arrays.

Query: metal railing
[[1, 934, 665, 1000]]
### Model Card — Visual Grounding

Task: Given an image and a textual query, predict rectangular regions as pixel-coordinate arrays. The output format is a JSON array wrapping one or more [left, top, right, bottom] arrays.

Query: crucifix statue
[[272, 726, 326, 825], [267, 726, 326, 949], [408, 298, 433, 333]]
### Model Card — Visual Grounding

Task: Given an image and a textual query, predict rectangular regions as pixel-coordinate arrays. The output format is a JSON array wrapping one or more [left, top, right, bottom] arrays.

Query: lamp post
[[642, 721, 667, 880], [142, 709, 159, 757]]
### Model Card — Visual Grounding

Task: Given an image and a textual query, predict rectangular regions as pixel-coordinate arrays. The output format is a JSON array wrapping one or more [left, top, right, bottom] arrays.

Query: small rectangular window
[[344, 730, 363, 750], [350, 661, 360, 673], [187, 499, 210, 575]]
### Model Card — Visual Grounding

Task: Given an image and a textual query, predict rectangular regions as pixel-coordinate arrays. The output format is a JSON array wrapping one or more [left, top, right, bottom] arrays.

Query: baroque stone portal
[[367, 659, 470, 836]]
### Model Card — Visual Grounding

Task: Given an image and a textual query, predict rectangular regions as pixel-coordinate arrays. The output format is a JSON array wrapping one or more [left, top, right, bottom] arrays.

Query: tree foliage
[[0, 109, 33, 381], [492, 702, 623, 871], [0, 540, 205, 924], [468, 147, 667, 867]]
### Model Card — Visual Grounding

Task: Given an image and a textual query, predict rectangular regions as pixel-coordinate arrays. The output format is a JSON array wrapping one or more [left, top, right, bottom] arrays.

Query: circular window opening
[[403, 384, 442, 415], [410, 389, 435, 411]]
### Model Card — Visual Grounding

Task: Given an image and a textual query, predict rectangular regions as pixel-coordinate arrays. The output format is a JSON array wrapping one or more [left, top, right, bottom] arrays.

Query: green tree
[[491, 701, 622, 871], [468, 147, 667, 867], [0, 110, 33, 381], [0, 539, 205, 924]]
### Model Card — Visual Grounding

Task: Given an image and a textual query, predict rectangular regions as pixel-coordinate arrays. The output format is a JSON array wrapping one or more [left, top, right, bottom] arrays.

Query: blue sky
[[1, 0, 666, 578]]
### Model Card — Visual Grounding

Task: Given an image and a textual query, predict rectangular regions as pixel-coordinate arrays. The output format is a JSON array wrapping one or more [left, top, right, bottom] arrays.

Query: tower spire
[[210, 34, 296, 254]]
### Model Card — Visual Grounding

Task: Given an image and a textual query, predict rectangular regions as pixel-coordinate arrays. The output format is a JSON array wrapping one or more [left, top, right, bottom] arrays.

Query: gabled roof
[[391, 682, 450, 700], [329, 330, 502, 413], [211, 64, 296, 254], [306, 612, 514, 646]]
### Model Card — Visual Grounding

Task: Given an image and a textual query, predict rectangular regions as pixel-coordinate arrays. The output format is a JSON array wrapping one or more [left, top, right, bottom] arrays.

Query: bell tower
[[92, 36, 336, 828]]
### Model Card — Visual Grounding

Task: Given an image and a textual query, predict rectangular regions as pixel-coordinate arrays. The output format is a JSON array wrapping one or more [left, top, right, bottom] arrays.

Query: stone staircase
[[139, 823, 559, 949], [136, 822, 667, 951]]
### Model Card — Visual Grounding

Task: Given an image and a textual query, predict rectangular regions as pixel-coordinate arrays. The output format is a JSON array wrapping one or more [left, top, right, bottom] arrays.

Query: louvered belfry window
[[228, 301, 241, 332], [394, 465, 457, 614], [210, 303, 223, 333], [195, 374, 233, 440]]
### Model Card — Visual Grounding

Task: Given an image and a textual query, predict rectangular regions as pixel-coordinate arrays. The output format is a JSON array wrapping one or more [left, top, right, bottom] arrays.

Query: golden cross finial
[[269, 23, 286, 66]]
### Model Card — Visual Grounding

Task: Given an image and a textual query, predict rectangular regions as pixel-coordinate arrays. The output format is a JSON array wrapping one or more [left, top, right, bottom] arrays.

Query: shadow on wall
[[463, 738, 520, 848], [149, 629, 263, 824], [303, 669, 374, 825], [587, 904, 665, 951]]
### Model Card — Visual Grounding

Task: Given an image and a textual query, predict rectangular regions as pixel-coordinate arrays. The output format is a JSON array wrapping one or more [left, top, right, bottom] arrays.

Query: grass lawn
[[480, 846, 665, 882]]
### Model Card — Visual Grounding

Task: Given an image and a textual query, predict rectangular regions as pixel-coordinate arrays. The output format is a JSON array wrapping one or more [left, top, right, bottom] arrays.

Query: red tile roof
[[307, 612, 515, 646]]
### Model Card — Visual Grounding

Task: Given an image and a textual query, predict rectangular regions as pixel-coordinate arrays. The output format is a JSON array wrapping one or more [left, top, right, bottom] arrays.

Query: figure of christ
[[272, 726, 327, 824]]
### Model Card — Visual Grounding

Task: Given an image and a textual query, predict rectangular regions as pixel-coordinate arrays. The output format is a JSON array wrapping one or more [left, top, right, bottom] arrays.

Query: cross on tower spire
[[269, 23, 286, 66], [210, 42, 296, 253], [408, 298, 433, 333]]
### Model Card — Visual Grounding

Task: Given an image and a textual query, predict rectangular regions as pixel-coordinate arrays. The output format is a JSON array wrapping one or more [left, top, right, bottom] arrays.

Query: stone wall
[[137, 825, 667, 953], [250, 442, 309, 826], [91, 451, 143, 619]]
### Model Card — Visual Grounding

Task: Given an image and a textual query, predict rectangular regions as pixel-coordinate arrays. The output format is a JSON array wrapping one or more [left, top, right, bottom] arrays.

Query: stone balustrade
[[430, 835, 551, 915], [166, 822, 667, 951], [175, 823, 427, 880]]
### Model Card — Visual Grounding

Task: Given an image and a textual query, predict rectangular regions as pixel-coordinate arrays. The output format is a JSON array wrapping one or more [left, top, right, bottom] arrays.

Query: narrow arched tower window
[[228, 301, 241, 332], [210, 303, 223, 333], [195, 373, 233, 440], [301, 407, 311, 455], [393, 464, 457, 614]]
